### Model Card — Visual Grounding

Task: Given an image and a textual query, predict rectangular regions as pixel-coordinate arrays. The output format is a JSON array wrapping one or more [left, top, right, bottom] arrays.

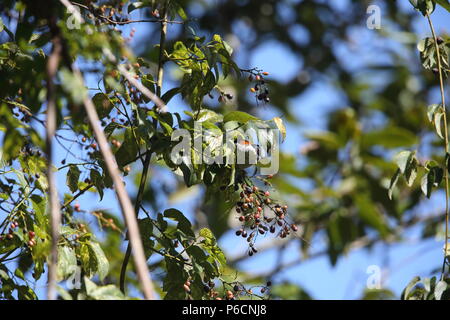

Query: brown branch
[[72, 66, 155, 299], [60, 183, 94, 210], [45, 29, 62, 301], [69, 1, 184, 25]]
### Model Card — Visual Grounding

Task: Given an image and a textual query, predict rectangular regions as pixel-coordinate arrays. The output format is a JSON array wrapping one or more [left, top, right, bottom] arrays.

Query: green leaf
[[362, 126, 417, 148], [57, 246, 77, 281], [421, 169, 435, 198], [388, 168, 401, 200], [354, 194, 389, 238], [427, 104, 445, 139], [84, 276, 126, 299], [270, 282, 312, 300], [410, 0, 436, 15], [199, 228, 226, 269], [161, 87, 180, 104], [435, 280, 448, 300], [14, 268, 25, 280], [164, 208, 195, 237], [174, 3, 188, 21], [401, 276, 421, 300], [115, 128, 139, 167], [66, 165, 81, 193], [89, 284, 126, 300], [137, 218, 155, 259], [393, 150, 414, 174], [17, 286, 37, 300], [59, 68, 87, 105], [92, 93, 113, 119], [196, 109, 223, 123], [223, 111, 258, 124], [272, 117, 286, 142], [56, 286, 73, 300], [434, 0, 450, 12], [404, 156, 418, 187], [30, 194, 47, 226], [87, 242, 109, 281], [420, 164, 443, 198], [90, 169, 104, 200]]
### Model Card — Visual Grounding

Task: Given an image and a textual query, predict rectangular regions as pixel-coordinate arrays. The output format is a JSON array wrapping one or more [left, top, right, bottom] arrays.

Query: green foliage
[[401, 276, 450, 300], [0, 0, 449, 301], [409, 0, 436, 16]]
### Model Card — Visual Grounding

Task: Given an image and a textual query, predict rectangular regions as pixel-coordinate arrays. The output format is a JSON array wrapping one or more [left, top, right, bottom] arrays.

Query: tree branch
[[72, 66, 155, 299], [45, 27, 62, 301]]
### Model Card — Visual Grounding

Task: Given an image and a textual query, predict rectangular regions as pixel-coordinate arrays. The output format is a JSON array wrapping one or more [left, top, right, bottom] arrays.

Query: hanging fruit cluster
[[248, 70, 270, 104], [234, 178, 299, 256]]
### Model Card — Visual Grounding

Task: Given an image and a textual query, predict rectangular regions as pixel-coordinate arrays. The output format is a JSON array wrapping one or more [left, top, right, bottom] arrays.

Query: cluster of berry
[[249, 71, 270, 104], [0, 221, 18, 242], [234, 181, 299, 256]]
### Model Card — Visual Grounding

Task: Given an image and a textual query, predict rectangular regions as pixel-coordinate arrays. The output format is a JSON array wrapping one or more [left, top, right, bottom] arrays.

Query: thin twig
[[119, 1, 168, 294], [69, 1, 184, 25], [119, 153, 152, 293], [426, 14, 449, 279]]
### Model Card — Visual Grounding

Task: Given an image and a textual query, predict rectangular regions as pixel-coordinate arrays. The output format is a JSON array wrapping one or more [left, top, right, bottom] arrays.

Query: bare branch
[[45, 34, 62, 301], [73, 67, 155, 299]]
